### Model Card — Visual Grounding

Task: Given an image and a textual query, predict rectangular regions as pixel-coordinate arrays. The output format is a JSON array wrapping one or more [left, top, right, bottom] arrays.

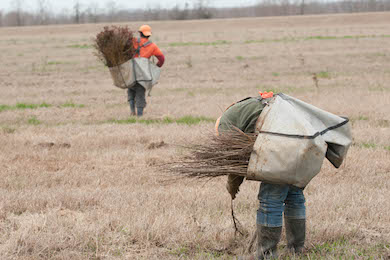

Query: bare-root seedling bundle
[[166, 129, 257, 179], [93, 26, 135, 67]]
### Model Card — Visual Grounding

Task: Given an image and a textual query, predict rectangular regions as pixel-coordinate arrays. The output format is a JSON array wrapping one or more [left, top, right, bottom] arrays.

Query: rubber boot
[[285, 218, 306, 254], [129, 100, 136, 116], [136, 107, 144, 117], [256, 224, 282, 259]]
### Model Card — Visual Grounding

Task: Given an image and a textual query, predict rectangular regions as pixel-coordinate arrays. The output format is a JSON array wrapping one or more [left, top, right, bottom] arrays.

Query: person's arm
[[152, 44, 165, 67], [226, 174, 245, 200], [155, 54, 165, 67], [219, 98, 264, 200]]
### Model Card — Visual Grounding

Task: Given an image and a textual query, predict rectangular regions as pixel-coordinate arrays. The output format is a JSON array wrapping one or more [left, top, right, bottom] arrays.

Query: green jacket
[[218, 97, 265, 133], [217, 96, 265, 199]]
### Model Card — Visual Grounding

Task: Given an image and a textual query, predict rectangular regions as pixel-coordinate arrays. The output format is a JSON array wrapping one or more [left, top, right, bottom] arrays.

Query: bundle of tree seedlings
[[166, 128, 257, 179], [93, 26, 135, 67]]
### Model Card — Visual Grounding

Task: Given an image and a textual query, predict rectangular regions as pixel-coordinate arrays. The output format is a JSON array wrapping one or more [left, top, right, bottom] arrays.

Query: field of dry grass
[[0, 12, 390, 259]]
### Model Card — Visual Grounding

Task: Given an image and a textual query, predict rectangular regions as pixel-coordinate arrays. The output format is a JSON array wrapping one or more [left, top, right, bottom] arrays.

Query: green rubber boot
[[285, 218, 306, 254], [256, 224, 282, 259]]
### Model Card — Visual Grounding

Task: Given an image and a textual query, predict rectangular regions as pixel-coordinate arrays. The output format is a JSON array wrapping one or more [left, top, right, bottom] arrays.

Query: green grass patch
[[310, 237, 348, 254], [0, 102, 85, 112], [1, 126, 16, 134], [169, 88, 188, 92], [236, 56, 244, 61], [244, 34, 390, 45], [305, 35, 339, 40], [272, 72, 280, 77], [316, 71, 330, 79], [108, 116, 215, 126], [168, 246, 190, 257], [175, 115, 215, 125], [368, 85, 390, 92], [168, 40, 231, 47], [244, 39, 266, 44], [357, 115, 369, 121], [377, 119, 390, 127], [67, 44, 92, 49], [256, 85, 311, 94], [0, 104, 12, 112], [82, 65, 105, 72], [61, 102, 85, 108], [306, 240, 389, 258], [16, 103, 37, 109], [372, 52, 387, 57], [361, 142, 377, 149], [47, 61, 63, 65], [16, 102, 51, 109], [245, 38, 295, 44], [27, 116, 41, 125], [350, 115, 370, 124]]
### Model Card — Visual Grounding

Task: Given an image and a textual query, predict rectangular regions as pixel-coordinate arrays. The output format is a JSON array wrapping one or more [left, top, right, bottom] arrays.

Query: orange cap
[[259, 91, 274, 99], [139, 25, 152, 36]]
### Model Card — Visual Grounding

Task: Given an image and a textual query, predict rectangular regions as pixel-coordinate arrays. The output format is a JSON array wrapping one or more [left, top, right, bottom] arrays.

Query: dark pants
[[127, 84, 146, 108]]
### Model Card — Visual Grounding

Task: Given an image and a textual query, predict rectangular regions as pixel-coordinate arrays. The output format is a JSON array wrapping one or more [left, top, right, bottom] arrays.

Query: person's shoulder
[[232, 96, 262, 108], [149, 42, 160, 49], [150, 42, 163, 55], [223, 97, 263, 119]]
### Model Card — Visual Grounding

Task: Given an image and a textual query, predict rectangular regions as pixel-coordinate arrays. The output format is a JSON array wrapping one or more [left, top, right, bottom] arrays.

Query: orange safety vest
[[133, 38, 163, 59]]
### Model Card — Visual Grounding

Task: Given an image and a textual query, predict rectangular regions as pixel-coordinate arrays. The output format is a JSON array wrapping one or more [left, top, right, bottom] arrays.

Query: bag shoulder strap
[[134, 38, 153, 57]]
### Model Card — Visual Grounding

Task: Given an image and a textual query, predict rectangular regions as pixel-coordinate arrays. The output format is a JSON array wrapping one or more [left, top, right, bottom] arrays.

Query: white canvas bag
[[109, 57, 160, 91], [247, 94, 352, 188]]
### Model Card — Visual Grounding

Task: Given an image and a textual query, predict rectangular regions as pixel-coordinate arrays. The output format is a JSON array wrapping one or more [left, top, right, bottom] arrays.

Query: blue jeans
[[257, 183, 306, 227]]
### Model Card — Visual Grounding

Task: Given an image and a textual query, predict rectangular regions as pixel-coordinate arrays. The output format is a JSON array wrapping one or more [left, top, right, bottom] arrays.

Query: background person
[[128, 25, 165, 117]]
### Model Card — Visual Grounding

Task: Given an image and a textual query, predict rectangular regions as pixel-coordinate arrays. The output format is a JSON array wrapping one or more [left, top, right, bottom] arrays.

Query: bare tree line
[[1, 0, 390, 27]]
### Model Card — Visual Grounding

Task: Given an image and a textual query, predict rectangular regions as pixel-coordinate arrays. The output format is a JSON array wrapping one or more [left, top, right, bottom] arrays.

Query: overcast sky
[[0, 0, 259, 13]]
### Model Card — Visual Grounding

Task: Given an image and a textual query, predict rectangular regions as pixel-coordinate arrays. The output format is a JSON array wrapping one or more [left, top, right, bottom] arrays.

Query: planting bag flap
[[132, 57, 161, 90], [247, 94, 352, 188], [108, 57, 160, 90]]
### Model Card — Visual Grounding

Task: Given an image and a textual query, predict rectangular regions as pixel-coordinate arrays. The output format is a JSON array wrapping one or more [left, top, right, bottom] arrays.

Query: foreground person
[[217, 91, 351, 259], [217, 92, 306, 259], [128, 24, 165, 117]]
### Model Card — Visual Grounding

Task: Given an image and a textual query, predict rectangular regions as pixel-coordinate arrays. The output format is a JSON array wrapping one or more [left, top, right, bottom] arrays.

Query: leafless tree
[[86, 2, 100, 23], [1, 0, 390, 27], [300, 0, 305, 14], [36, 0, 50, 25], [12, 0, 24, 26], [193, 0, 213, 19], [170, 3, 190, 20], [73, 0, 81, 24], [145, 5, 162, 21], [106, 1, 117, 22]]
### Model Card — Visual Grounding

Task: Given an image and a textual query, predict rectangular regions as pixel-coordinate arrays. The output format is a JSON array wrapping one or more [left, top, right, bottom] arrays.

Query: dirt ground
[[0, 12, 389, 259]]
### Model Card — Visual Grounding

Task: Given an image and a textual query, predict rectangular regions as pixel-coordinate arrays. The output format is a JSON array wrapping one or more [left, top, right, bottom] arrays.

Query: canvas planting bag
[[109, 57, 161, 91], [247, 94, 352, 188]]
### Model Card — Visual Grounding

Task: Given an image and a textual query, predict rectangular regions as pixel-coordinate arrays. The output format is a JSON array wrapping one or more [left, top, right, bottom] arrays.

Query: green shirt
[[218, 97, 265, 133]]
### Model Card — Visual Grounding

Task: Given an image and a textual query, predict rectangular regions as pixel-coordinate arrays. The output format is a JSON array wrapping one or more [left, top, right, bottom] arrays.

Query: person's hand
[[226, 174, 244, 200]]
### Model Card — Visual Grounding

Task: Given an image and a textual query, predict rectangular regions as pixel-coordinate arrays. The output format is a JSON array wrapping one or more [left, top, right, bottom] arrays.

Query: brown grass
[[0, 12, 390, 259]]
